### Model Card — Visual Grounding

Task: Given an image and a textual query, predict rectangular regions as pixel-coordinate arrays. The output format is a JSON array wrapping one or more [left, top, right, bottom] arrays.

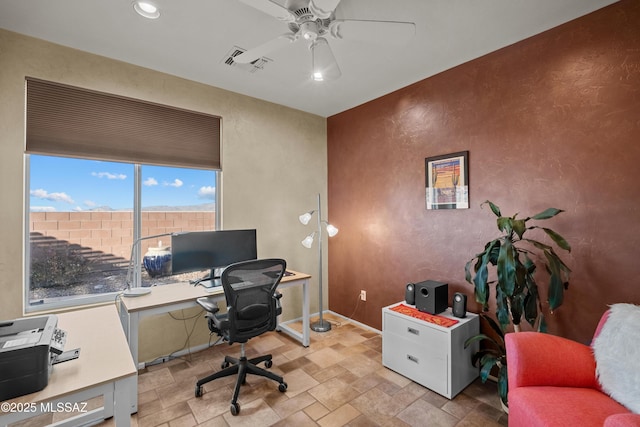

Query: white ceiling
[[0, 0, 618, 117]]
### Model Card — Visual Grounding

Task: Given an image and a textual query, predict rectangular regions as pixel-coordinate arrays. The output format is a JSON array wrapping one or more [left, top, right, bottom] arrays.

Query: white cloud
[[164, 179, 183, 188], [92, 172, 127, 180], [198, 186, 216, 200], [144, 177, 158, 186], [30, 189, 75, 204], [84, 200, 97, 207], [73, 206, 84, 212], [31, 206, 56, 212]]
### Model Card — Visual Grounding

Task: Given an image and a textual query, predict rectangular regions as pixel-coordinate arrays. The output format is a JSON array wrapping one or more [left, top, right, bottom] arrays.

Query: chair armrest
[[196, 297, 220, 314], [605, 414, 640, 427], [506, 332, 599, 389], [273, 291, 283, 316]]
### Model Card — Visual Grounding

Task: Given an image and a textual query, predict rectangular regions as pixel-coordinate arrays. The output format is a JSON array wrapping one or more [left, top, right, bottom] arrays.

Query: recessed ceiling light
[[133, 1, 160, 19]]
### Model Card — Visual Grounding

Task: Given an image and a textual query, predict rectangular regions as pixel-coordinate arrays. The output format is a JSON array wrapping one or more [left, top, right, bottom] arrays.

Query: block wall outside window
[[30, 211, 215, 259]]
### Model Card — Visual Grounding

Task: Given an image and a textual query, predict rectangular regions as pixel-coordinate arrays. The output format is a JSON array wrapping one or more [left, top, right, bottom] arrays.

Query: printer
[[0, 314, 61, 401]]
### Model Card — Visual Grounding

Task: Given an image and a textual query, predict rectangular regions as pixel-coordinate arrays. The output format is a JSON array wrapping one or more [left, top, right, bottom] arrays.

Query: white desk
[[117, 270, 311, 412], [0, 305, 136, 427]]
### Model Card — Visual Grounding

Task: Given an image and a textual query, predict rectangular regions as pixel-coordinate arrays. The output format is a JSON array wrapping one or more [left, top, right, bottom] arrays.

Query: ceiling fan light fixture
[[300, 21, 319, 41], [310, 37, 341, 82], [133, 1, 160, 19]]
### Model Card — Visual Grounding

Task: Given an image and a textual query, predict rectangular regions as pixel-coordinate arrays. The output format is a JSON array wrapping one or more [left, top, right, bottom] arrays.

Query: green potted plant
[[464, 200, 572, 406]]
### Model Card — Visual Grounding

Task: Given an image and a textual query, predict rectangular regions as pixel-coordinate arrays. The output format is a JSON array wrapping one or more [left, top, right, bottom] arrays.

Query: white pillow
[[593, 303, 640, 413]]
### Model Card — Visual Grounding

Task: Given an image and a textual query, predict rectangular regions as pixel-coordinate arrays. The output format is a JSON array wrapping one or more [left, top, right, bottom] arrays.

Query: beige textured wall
[[0, 29, 327, 363]]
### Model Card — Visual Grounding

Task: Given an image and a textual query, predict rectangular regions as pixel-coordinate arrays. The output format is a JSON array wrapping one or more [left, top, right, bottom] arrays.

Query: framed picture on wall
[[425, 151, 469, 210]]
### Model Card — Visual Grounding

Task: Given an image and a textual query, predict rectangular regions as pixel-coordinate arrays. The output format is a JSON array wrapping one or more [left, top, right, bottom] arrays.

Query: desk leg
[[114, 376, 134, 426], [302, 278, 310, 346], [275, 278, 310, 347], [128, 311, 140, 367], [128, 311, 140, 414]]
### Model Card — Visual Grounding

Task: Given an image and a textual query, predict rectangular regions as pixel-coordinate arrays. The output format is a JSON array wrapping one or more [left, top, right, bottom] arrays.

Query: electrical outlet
[[360, 290, 366, 301]]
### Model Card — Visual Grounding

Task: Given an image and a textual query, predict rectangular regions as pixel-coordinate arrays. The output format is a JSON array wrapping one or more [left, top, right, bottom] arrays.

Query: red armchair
[[506, 311, 640, 427]]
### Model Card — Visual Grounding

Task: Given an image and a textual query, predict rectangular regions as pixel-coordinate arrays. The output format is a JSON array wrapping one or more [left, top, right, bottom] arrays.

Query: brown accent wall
[[327, 0, 640, 344]]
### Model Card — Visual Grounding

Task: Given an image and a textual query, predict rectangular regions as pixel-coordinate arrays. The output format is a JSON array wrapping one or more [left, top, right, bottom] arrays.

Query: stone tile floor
[[16, 313, 508, 427]]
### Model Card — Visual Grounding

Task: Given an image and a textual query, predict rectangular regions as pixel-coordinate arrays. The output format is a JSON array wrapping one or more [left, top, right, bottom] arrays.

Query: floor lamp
[[299, 193, 339, 332]]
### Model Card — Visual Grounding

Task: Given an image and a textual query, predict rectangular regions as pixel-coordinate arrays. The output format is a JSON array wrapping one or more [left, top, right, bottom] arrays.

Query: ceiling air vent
[[222, 47, 271, 73]]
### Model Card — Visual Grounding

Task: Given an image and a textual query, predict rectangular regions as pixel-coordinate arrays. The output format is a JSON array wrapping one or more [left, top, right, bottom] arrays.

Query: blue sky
[[29, 155, 216, 212]]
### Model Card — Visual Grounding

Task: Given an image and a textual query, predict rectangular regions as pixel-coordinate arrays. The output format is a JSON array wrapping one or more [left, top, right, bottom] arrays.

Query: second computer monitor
[[171, 229, 257, 276]]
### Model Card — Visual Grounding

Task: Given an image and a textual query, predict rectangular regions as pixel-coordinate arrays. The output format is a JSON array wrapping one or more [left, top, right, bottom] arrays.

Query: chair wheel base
[[278, 382, 288, 392], [230, 402, 240, 416], [195, 385, 203, 397]]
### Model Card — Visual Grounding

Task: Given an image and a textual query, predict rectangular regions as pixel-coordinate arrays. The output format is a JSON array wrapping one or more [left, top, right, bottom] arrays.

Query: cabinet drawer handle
[[407, 327, 419, 335], [407, 354, 419, 364]]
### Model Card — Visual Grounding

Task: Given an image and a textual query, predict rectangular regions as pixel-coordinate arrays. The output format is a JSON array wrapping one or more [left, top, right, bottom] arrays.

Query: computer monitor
[[171, 229, 257, 278]]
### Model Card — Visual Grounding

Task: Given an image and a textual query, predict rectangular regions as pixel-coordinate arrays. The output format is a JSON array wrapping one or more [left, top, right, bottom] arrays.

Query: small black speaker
[[415, 280, 448, 314], [405, 283, 416, 305], [452, 292, 467, 318]]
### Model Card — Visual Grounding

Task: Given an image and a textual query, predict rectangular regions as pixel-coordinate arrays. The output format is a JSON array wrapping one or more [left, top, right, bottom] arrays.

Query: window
[[24, 78, 221, 312], [26, 155, 218, 311]]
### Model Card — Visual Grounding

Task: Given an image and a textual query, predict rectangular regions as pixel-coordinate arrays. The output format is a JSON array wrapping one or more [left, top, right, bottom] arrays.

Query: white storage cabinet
[[382, 302, 479, 399]]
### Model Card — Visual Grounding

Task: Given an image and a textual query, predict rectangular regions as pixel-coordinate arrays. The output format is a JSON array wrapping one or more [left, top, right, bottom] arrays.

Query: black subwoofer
[[414, 280, 448, 315]]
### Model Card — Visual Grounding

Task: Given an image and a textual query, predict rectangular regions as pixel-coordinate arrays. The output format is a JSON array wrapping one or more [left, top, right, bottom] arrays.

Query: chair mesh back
[[221, 258, 286, 344]]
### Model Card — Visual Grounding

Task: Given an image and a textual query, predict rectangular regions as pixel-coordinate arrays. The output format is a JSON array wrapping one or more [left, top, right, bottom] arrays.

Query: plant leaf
[[545, 250, 565, 310], [495, 286, 511, 331], [464, 334, 500, 349], [523, 292, 538, 327], [481, 314, 506, 342], [497, 238, 515, 296], [530, 207, 564, 220], [512, 219, 526, 239], [464, 259, 473, 284], [473, 262, 489, 304], [472, 240, 499, 304], [524, 237, 553, 252], [488, 240, 501, 266], [542, 227, 572, 252], [483, 200, 501, 217], [509, 293, 524, 326], [497, 217, 511, 234], [479, 354, 498, 383], [498, 364, 509, 405], [537, 313, 547, 333], [471, 348, 504, 366]]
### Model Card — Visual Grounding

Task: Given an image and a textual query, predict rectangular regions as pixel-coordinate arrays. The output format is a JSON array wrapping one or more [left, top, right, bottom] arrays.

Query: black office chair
[[194, 258, 288, 416]]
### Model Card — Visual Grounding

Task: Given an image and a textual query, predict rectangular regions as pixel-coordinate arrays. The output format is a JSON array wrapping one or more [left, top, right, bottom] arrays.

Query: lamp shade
[[325, 223, 339, 237], [301, 233, 315, 249], [299, 212, 313, 225], [310, 38, 341, 81]]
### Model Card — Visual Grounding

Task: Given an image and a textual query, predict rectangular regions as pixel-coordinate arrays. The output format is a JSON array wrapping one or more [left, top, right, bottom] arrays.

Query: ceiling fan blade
[[329, 19, 416, 45], [236, 0, 295, 22], [233, 34, 296, 64], [309, 0, 342, 19]]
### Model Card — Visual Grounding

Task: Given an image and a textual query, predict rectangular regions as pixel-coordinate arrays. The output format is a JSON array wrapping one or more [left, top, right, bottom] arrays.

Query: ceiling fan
[[234, 0, 416, 81]]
